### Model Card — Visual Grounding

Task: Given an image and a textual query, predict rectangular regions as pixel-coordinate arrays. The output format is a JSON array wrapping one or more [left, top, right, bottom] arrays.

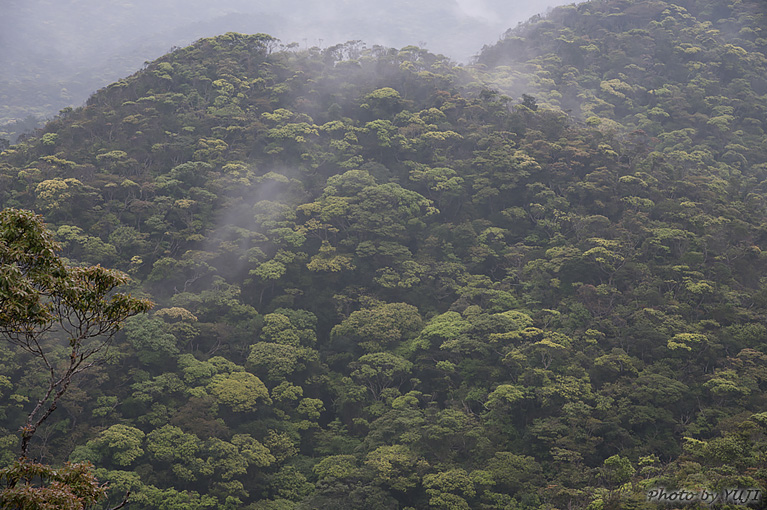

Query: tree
[[86, 425, 146, 467], [365, 444, 428, 494], [0, 209, 151, 507], [0, 459, 110, 510], [123, 314, 179, 366], [331, 302, 422, 353], [208, 371, 271, 413], [350, 353, 414, 400]]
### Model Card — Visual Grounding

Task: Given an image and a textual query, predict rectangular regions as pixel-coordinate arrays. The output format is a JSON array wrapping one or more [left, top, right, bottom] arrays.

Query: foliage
[[0, 208, 149, 508], [1, 1, 767, 507], [0, 459, 108, 510]]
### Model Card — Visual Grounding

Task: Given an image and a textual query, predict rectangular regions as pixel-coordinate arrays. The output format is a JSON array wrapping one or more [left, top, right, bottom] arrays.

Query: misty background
[[0, 0, 573, 142]]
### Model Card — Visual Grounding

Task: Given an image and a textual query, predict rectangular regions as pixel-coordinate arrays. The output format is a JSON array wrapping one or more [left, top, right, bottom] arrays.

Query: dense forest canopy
[[1, 0, 767, 508]]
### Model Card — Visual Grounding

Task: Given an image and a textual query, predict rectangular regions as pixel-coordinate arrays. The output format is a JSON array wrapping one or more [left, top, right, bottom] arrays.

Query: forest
[[0, 0, 567, 143], [1, 0, 767, 508]]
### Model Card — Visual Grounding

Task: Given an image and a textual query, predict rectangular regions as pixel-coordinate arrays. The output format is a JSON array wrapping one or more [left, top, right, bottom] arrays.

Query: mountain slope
[[0, 0, 571, 142], [1, 1, 767, 508], [478, 0, 767, 165]]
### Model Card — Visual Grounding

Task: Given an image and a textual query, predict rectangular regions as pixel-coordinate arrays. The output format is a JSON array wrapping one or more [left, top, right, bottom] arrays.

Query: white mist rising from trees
[[0, 0, 572, 139]]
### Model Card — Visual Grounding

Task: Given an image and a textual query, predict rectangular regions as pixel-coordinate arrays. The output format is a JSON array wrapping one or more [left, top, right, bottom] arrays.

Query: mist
[[0, 0, 573, 138]]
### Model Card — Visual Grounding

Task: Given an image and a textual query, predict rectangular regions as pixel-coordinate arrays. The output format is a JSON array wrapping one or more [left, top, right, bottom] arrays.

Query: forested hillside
[[0, 0, 568, 143], [1, 0, 767, 508]]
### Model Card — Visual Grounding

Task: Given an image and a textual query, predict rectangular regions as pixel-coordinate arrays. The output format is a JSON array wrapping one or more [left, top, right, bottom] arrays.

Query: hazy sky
[[1, 0, 576, 62]]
